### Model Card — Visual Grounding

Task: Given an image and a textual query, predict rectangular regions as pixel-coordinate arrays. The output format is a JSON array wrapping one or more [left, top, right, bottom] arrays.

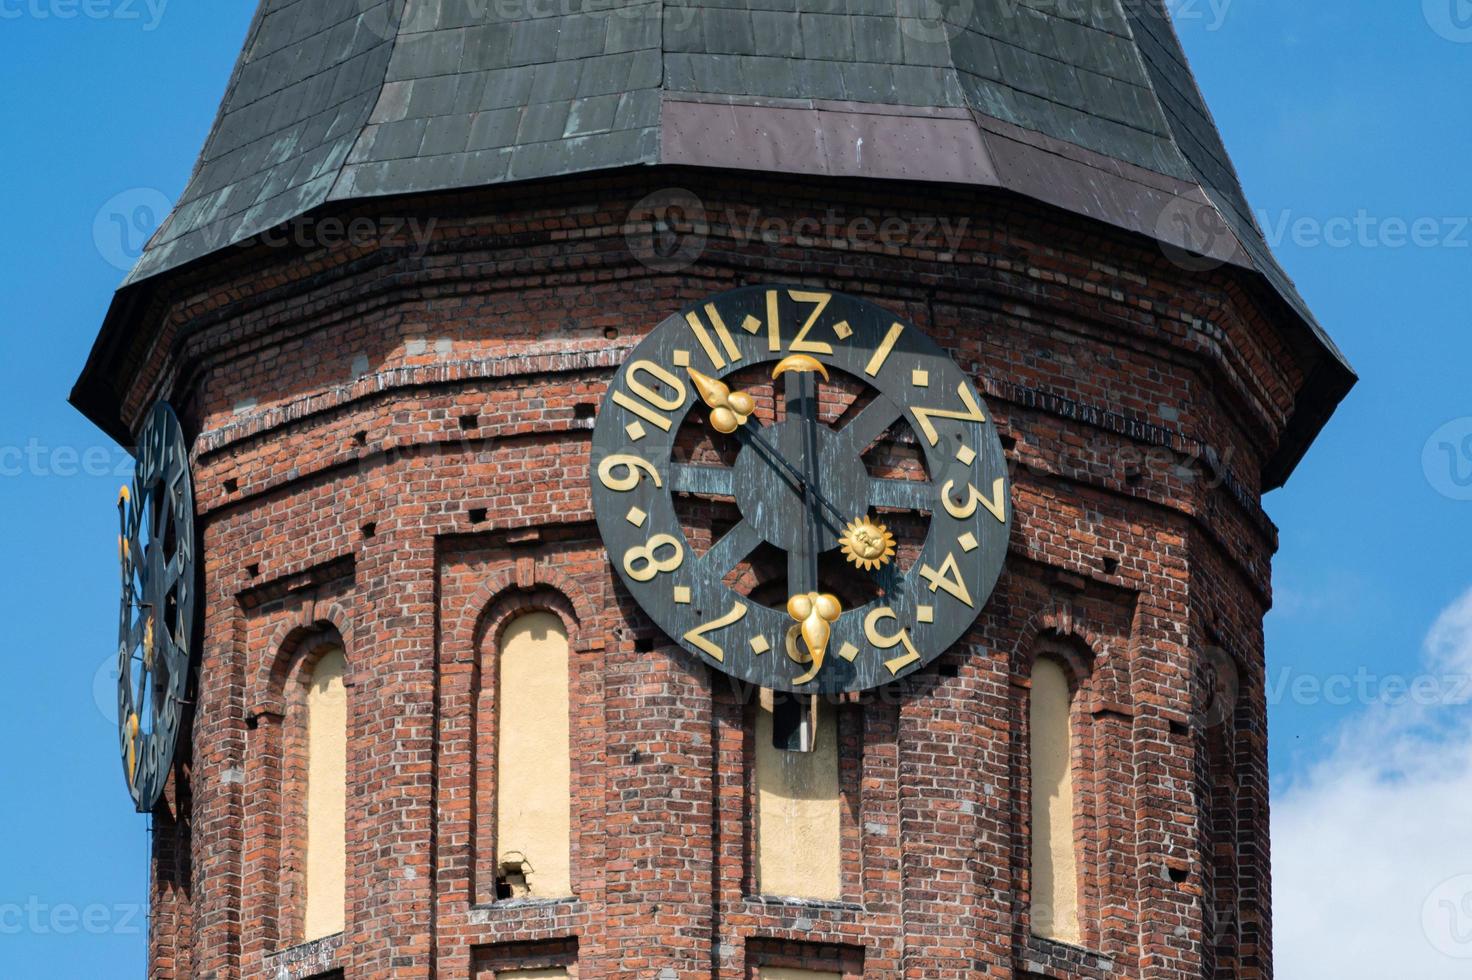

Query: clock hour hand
[[684, 367, 849, 527], [687, 367, 755, 434]]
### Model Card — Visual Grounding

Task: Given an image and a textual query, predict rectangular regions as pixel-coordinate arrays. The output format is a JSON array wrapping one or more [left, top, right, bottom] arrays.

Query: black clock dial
[[117, 402, 197, 812], [591, 286, 1011, 694]]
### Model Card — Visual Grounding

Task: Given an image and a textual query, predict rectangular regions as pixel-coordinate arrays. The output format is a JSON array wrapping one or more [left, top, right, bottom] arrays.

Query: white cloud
[[1273, 588, 1472, 977]]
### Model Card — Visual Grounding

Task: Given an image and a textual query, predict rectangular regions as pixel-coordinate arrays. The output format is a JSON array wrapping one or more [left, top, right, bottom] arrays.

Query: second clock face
[[591, 285, 1010, 693]]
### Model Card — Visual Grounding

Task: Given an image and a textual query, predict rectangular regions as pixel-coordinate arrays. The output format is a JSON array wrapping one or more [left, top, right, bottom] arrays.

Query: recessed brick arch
[[1009, 603, 1105, 677], [451, 561, 598, 663], [251, 598, 355, 719]]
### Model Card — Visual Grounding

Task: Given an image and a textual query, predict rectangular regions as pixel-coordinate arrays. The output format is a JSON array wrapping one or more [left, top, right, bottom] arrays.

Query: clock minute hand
[[736, 425, 847, 529], [685, 365, 848, 526]]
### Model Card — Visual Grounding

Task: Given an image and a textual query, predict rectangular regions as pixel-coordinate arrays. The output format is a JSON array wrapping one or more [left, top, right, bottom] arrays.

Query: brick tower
[[74, 2, 1352, 978]]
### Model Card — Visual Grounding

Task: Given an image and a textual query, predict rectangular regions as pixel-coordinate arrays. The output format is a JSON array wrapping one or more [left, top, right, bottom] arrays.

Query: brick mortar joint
[[194, 344, 632, 458]]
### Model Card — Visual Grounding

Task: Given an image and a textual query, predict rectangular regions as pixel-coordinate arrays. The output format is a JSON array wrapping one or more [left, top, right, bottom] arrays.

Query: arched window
[[1030, 655, 1081, 944], [304, 647, 347, 940], [494, 612, 572, 898]]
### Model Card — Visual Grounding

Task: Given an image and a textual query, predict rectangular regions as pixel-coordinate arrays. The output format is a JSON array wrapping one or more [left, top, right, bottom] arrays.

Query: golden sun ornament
[[839, 516, 897, 571]]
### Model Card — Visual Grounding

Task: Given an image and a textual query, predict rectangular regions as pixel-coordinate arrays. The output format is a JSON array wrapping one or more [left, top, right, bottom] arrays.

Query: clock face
[[591, 286, 1010, 694], [117, 402, 197, 812]]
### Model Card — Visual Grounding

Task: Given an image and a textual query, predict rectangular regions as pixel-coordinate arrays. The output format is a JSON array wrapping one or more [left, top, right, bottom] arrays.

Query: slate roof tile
[[107, 0, 1347, 443]]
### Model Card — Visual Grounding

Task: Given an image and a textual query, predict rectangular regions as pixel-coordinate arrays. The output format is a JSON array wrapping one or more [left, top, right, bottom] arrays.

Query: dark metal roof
[[79, 0, 1353, 486]]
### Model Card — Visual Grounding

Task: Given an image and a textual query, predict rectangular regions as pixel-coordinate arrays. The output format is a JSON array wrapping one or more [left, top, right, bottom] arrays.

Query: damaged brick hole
[[494, 851, 534, 900], [362, 522, 377, 539], [468, 507, 487, 525], [459, 414, 478, 430], [1101, 555, 1119, 575], [574, 403, 596, 420], [222, 477, 238, 494]]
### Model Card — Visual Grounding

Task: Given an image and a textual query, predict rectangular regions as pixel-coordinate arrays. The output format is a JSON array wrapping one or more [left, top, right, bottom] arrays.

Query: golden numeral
[[940, 477, 1007, 524], [788, 290, 834, 354], [766, 289, 782, 352], [685, 306, 743, 370], [864, 322, 905, 377], [597, 454, 663, 492], [911, 381, 986, 446], [919, 551, 974, 607], [705, 304, 743, 362], [685, 311, 726, 369], [612, 359, 687, 432], [682, 601, 748, 663], [865, 606, 923, 676], [624, 533, 684, 582]]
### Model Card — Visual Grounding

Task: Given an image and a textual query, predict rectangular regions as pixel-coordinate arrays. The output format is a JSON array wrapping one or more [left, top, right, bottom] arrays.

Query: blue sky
[[1, 2, 1469, 976]]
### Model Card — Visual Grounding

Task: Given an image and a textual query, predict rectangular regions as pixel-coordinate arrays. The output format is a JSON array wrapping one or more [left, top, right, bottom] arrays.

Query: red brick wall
[[120, 169, 1306, 978]]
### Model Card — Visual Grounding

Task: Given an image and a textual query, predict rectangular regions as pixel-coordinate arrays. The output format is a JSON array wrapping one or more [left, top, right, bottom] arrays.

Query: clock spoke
[[669, 462, 736, 497], [701, 520, 764, 577], [839, 395, 904, 456], [869, 477, 936, 512]]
